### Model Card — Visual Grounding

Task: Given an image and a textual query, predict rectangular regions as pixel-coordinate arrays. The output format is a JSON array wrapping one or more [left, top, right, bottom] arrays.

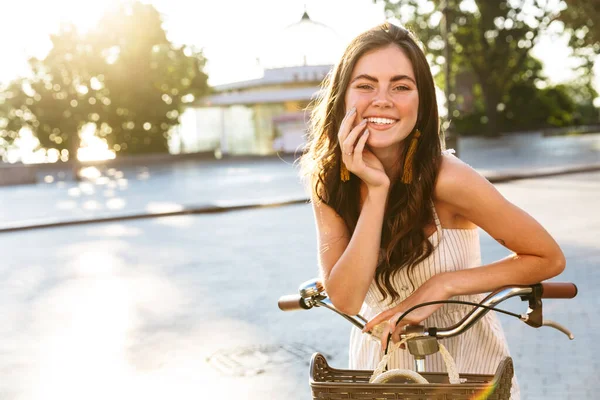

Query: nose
[[371, 88, 392, 108]]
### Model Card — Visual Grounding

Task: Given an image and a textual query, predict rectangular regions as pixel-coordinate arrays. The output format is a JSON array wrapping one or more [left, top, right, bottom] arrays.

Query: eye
[[393, 86, 410, 91], [356, 84, 373, 90]]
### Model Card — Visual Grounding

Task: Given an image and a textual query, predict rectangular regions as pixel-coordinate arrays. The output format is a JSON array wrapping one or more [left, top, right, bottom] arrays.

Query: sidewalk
[[1, 171, 596, 400], [1, 132, 599, 232]]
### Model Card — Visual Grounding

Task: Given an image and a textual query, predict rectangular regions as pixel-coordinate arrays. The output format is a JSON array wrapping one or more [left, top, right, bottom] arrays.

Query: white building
[[174, 11, 343, 156]]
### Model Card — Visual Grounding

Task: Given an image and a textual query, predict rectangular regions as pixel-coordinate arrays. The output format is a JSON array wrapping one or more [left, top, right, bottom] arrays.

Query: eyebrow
[[350, 74, 416, 85]]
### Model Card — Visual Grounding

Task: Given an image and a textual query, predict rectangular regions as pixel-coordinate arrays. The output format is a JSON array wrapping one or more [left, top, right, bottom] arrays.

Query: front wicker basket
[[309, 352, 513, 400]]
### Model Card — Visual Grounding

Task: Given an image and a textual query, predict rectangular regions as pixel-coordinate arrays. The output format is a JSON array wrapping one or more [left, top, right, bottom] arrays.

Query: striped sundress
[[348, 205, 520, 399]]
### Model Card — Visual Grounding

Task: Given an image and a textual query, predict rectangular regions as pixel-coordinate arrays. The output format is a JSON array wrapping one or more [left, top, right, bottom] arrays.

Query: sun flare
[[0, 0, 125, 84]]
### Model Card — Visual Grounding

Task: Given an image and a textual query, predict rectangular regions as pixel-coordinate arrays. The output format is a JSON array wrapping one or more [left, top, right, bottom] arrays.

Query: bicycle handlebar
[[278, 279, 577, 341], [541, 282, 577, 298], [278, 294, 310, 311]]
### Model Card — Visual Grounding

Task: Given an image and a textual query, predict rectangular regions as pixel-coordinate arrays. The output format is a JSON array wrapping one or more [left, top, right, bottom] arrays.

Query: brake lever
[[542, 319, 575, 340]]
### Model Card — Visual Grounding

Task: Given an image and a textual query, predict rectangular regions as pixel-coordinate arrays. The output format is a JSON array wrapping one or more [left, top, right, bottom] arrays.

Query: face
[[344, 44, 419, 152]]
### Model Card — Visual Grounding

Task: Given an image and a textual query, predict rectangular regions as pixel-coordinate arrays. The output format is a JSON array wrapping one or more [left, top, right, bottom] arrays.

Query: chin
[[366, 134, 400, 149], [366, 141, 396, 151]]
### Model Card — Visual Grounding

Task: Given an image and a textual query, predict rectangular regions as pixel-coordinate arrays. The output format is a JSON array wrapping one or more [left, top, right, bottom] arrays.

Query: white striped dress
[[348, 205, 520, 399]]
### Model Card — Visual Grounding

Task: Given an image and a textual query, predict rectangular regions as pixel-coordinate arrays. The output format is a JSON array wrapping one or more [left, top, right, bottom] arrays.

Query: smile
[[366, 117, 398, 129]]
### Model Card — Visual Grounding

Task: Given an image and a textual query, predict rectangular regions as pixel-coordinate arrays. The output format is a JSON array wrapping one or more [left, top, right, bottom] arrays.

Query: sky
[[0, 0, 598, 91]]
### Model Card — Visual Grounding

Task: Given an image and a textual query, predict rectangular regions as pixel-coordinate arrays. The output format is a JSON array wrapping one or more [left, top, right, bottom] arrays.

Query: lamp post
[[441, 0, 458, 156]]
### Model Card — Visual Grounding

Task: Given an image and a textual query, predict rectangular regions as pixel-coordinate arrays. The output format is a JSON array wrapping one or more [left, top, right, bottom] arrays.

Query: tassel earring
[[340, 160, 350, 182], [401, 129, 421, 184]]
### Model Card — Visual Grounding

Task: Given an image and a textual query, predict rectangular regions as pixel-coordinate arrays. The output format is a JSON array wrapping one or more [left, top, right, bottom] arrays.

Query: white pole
[[220, 107, 228, 155]]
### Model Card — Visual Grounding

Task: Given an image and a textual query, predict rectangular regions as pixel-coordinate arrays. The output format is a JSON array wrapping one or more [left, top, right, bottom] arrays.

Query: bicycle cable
[[380, 299, 523, 355]]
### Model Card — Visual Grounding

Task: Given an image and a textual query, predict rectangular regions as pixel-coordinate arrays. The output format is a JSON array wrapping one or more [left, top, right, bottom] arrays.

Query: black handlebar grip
[[540, 282, 578, 299], [278, 295, 310, 311]]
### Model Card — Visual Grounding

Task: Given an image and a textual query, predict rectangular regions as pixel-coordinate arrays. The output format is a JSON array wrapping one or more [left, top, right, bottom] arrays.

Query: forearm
[[326, 189, 388, 314], [439, 251, 566, 297]]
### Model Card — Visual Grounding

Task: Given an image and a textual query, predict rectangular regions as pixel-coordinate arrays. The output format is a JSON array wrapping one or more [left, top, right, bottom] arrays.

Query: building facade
[[173, 12, 342, 156]]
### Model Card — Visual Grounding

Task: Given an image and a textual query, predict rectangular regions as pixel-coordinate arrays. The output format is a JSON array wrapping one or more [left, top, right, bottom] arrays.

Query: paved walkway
[[0, 132, 599, 232], [0, 171, 597, 399]]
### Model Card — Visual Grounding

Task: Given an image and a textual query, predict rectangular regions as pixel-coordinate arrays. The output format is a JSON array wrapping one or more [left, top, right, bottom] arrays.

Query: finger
[[384, 314, 402, 351], [380, 323, 392, 352], [389, 311, 402, 329], [389, 313, 400, 343], [392, 324, 404, 343], [337, 106, 357, 143], [352, 129, 369, 162], [342, 119, 367, 156], [362, 318, 381, 334], [362, 310, 392, 333], [387, 312, 403, 337], [362, 310, 389, 332]]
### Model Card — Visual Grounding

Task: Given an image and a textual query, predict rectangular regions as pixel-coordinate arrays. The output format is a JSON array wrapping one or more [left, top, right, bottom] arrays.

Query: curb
[[483, 163, 600, 183], [1, 162, 599, 234], [0, 198, 310, 234]]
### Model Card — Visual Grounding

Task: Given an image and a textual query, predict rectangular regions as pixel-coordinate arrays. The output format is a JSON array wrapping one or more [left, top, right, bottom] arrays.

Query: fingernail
[[360, 118, 367, 125], [347, 107, 356, 116], [364, 129, 369, 136]]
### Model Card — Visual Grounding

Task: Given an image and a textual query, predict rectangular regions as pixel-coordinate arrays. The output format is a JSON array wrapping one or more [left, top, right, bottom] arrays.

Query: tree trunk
[[481, 84, 501, 136]]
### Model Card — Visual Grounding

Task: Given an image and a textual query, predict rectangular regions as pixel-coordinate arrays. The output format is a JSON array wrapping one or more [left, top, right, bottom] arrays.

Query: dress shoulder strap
[[430, 201, 443, 237]]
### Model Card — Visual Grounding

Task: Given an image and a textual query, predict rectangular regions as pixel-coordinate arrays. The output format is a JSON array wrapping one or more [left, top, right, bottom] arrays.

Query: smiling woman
[[298, 21, 569, 400]]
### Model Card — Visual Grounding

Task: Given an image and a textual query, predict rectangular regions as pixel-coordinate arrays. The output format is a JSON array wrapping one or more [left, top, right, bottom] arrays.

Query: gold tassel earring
[[340, 160, 350, 182], [401, 128, 421, 184]]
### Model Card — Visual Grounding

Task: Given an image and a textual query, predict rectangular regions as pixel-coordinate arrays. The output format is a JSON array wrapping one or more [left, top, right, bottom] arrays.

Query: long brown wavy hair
[[299, 22, 443, 304]]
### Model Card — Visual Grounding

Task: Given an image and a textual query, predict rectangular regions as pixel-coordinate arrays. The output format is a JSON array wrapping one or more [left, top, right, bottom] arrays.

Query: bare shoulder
[[435, 153, 488, 199], [433, 152, 502, 221]]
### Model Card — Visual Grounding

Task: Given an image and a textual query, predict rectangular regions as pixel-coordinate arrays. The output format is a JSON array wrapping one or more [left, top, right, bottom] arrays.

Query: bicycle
[[278, 279, 577, 399]]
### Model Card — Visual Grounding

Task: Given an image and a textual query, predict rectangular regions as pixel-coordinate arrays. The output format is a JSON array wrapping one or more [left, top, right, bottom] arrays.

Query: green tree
[[378, 0, 565, 135], [0, 80, 31, 157], [451, 56, 580, 134], [560, 0, 600, 47], [562, 79, 599, 125], [25, 23, 98, 160], [85, 2, 209, 154], [559, 0, 600, 123], [0, 0, 209, 161]]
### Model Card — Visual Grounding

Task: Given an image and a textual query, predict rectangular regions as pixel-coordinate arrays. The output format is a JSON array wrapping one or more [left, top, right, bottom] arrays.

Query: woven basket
[[309, 352, 513, 400]]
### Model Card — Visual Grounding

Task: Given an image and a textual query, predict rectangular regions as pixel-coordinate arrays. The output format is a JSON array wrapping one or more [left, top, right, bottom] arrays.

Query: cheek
[[345, 92, 364, 108], [346, 92, 372, 118], [395, 96, 419, 118]]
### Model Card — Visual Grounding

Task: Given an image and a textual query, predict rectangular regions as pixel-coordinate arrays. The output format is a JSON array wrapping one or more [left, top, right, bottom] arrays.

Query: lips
[[365, 116, 399, 130]]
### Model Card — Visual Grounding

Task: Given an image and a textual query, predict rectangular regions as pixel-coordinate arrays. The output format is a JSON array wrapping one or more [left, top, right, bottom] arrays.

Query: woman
[[299, 22, 566, 399]]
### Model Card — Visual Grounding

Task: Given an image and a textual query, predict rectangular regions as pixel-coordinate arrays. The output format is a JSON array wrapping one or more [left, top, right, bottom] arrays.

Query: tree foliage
[[0, 1, 209, 159], [558, 0, 600, 109], [560, 0, 600, 48], [377, 0, 598, 135]]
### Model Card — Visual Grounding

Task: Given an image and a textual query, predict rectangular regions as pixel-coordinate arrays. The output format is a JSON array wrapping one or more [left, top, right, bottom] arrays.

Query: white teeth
[[367, 117, 396, 124]]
